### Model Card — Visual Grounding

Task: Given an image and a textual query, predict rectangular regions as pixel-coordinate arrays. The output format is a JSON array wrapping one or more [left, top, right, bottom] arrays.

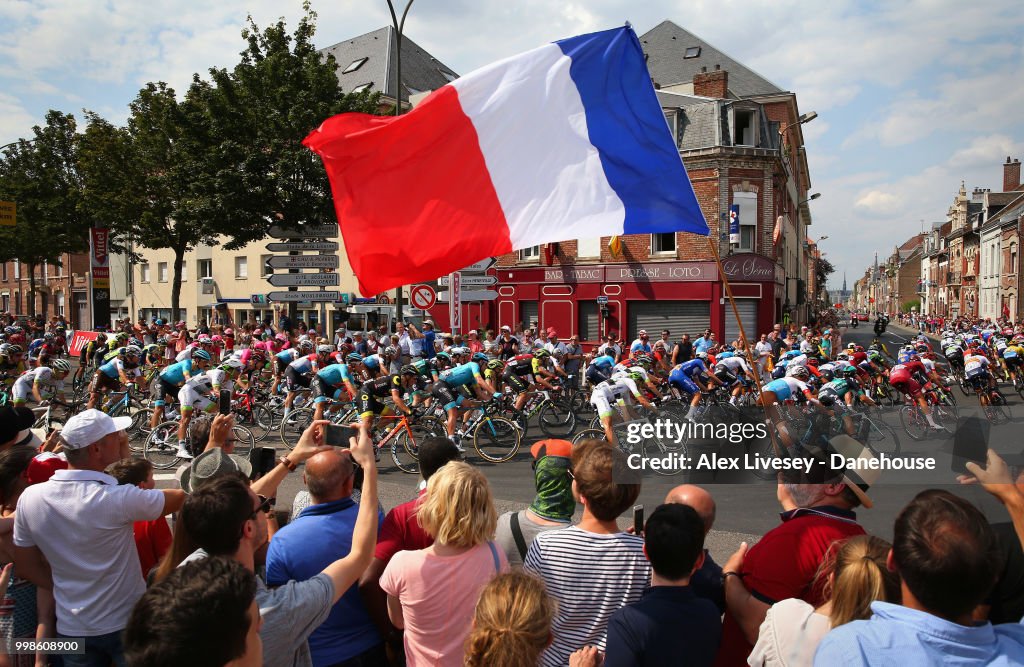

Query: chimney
[[693, 67, 728, 98], [1004, 156, 1021, 192]]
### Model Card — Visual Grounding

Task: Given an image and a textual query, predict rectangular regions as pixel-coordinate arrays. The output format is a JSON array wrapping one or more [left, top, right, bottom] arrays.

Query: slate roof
[[319, 26, 459, 100], [639, 20, 785, 98]]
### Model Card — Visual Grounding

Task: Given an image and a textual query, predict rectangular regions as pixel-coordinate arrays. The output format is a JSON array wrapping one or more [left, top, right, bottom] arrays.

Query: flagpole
[[386, 0, 414, 328], [707, 236, 785, 457]]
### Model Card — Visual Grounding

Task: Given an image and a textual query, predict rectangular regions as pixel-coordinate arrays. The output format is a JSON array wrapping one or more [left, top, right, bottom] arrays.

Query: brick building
[[0, 253, 91, 326], [429, 20, 814, 344]]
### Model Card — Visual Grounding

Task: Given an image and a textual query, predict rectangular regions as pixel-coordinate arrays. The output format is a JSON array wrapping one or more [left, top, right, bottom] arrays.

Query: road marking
[[154, 472, 179, 481]]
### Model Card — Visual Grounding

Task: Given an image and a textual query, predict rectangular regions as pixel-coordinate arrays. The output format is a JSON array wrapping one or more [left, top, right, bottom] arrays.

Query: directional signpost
[[438, 289, 498, 302], [263, 225, 344, 328], [438, 274, 497, 287], [267, 255, 339, 270], [267, 291, 341, 302], [438, 258, 498, 312], [268, 224, 337, 239], [461, 257, 497, 272], [265, 241, 339, 253], [267, 273, 339, 287]]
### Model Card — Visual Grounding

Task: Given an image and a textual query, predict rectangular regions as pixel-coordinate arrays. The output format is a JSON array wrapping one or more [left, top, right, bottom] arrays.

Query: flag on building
[[304, 26, 709, 296], [608, 235, 623, 258]]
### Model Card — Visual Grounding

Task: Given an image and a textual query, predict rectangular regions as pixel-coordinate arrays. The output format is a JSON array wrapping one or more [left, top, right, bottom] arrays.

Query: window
[[261, 254, 274, 277], [13, 260, 19, 280], [352, 82, 373, 93], [684, 46, 701, 59], [733, 191, 758, 252], [651, 233, 676, 255], [57, 260, 62, 277], [1, 263, 6, 281], [519, 246, 540, 261], [158, 262, 168, 283], [438, 69, 457, 83], [198, 259, 213, 279], [577, 238, 601, 259], [42, 261, 48, 279], [235, 256, 248, 279], [734, 109, 756, 146], [1012, 244, 1018, 274], [342, 57, 368, 74], [140, 263, 150, 283], [664, 112, 678, 145], [57, 292, 65, 317]]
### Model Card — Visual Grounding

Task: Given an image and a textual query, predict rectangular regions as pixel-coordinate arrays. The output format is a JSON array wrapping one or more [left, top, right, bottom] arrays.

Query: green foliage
[[901, 299, 920, 313]]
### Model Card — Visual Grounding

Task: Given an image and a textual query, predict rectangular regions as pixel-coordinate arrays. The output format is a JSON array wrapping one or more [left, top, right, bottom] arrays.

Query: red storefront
[[424, 253, 777, 347]]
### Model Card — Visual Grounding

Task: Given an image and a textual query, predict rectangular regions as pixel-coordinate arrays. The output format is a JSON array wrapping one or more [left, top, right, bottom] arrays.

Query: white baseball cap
[[60, 409, 132, 450]]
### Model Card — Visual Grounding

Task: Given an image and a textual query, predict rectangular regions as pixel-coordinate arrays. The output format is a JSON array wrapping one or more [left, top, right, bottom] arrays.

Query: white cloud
[[949, 135, 1024, 168], [854, 191, 901, 216], [0, 93, 37, 146]]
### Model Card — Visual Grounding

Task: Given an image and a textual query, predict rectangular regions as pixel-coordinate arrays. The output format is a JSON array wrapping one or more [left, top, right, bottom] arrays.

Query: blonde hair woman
[[748, 535, 899, 666], [380, 461, 507, 667], [465, 571, 555, 667]]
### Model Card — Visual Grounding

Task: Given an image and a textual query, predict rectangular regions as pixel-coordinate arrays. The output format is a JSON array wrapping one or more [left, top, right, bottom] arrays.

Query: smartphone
[[632, 504, 644, 535], [248, 447, 278, 481], [219, 389, 232, 415], [952, 415, 988, 474], [325, 424, 360, 448]]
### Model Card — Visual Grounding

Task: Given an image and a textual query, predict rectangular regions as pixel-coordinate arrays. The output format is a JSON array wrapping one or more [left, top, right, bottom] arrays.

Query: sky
[[1, 0, 1022, 288]]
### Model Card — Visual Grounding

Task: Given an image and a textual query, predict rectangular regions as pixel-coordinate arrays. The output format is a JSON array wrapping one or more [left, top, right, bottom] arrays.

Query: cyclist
[[501, 350, 556, 412], [271, 341, 304, 396], [356, 370, 418, 456], [759, 365, 820, 449], [88, 345, 145, 410], [713, 352, 757, 405], [668, 352, 725, 419], [402, 361, 437, 407], [889, 353, 944, 430], [150, 348, 213, 430], [312, 357, 360, 422], [963, 346, 995, 406], [1003, 337, 1024, 386], [590, 372, 658, 447], [12, 358, 71, 407], [482, 358, 505, 395], [429, 355, 497, 449], [585, 352, 617, 386], [283, 342, 329, 419], [0, 344, 26, 388], [175, 357, 244, 459]]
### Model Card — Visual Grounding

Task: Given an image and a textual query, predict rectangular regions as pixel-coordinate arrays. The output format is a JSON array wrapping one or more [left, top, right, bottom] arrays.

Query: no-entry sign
[[410, 284, 436, 310]]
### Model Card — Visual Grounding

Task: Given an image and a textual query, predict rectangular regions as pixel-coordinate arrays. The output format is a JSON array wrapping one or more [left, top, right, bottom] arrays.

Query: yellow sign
[[93, 278, 110, 289], [0, 201, 14, 227]]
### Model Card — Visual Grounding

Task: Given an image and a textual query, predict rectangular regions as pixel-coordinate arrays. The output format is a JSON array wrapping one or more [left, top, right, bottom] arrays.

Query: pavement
[[154, 323, 1024, 562]]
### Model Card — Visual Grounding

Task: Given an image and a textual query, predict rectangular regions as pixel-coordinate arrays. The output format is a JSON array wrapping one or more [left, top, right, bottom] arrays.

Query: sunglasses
[[252, 494, 274, 518]]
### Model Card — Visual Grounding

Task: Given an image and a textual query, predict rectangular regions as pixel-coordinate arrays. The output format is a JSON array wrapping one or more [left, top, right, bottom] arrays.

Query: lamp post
[[386, 0, 415, 327]]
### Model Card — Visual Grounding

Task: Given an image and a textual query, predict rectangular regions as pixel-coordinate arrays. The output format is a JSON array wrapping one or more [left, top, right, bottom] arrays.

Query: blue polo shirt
[[814, 601, 1024, 666], [605, 585, 721, 667], [265, 497, 385, 665], [693, 337, 713, 354], [422, 329, 436, 359]]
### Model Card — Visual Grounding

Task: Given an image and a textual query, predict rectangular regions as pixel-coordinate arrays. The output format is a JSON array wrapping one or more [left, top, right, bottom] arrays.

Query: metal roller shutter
[[520, 300, 539, 330], [578, 301, 600, 342], [627, 301, 710, 341], [724, 299, 759, 345]]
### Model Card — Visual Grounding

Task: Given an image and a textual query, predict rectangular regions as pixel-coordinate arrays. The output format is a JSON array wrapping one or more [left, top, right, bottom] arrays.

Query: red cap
[[530, 439, 573, 460], [27, 453, 68, 485]]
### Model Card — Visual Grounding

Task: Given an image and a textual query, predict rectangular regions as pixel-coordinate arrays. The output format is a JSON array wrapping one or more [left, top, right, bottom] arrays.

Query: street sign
[[410, 284, 437, 310], [268, 224, 338, 239], [0, 201, 15, 227], [438, 274, 497, 287], [596, 296, 609, 305], [266, 255, 339, 269], [461, 258, 496, 272], [267, 291, 341, 302], [438, 289, 498, 302], [267, 273, 339, 287], [265, 241, 339, 252]]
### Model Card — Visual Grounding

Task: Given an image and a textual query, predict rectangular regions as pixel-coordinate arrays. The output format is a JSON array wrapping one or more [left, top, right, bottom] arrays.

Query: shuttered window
[[520, 301, 538, 331], [578, 301, 600, 342], [724, 299, 759, 345], [627, 301, 710, 341]]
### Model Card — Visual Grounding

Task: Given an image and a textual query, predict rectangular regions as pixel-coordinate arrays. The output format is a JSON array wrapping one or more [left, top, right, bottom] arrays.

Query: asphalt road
[[158, 323, 1024, 561]]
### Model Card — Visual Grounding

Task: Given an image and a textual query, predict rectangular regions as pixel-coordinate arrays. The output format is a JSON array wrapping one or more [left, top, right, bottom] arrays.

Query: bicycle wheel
[[244, 405, 273, 443], [640, 438, 685, 476], [144, 421, 183, 470], [472, 416, 521, 463], [128, 410, 151, 453], [231, 425, 255, 458], [572, 428, 606, 445], [899, 406, 930, 441], [279, 407, 314, 449], [860, 416, 901, 455], [538, 399, 576, 438]]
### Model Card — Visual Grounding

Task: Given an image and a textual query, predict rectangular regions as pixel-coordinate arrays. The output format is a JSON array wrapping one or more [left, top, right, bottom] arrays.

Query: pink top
[[380, 542, 508, 667]]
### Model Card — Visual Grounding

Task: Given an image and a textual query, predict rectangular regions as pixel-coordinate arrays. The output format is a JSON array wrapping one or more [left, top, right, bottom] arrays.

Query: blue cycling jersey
[[99, 360, 121, 378], [590, 355, 615, 369], [678, 359, 707, 377], [160, 359, 193, 386], [317, 363, 353, 386], [442, 362, 481, 387], [276, 349, 298, 362]]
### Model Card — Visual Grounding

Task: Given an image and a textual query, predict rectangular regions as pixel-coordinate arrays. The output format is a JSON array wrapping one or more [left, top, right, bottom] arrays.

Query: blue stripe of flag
[[556, 27, 709, 237]]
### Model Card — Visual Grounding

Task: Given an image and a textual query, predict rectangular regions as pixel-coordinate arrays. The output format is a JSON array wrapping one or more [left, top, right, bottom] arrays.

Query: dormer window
[[685, 46, 701, 58], [343, 57, 368, 74]]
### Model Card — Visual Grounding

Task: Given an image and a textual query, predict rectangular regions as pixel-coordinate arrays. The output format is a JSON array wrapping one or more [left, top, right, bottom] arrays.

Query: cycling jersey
[[963, 354, 990, 378], [591, 376, 642, 418], [357, 374, 403, 416], [504, 354, 537, 377], [762, 377, 810, 401], [440, 362, 482, 388], [99, 358, 142, 380], [103, 346, 125, 363], [317, 363, 354, 387], [677, 359, 708, 378], [716, 356, 751, 375], [276, 348, 300, 362], [159, 359, 196, 387], [12, 367, 64, 403], [614, 365, 649, 383], [589, 355, 615, 370], [287, 354, 321, 374]]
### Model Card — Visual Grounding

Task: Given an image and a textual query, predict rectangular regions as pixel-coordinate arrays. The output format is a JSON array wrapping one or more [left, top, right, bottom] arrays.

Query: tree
[[815, 256, 835, 297], [0, 111, 89, 316]]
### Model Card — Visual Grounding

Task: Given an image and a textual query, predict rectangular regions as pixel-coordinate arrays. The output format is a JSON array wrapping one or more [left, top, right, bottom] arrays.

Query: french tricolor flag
[[305, 26, 709, 296]]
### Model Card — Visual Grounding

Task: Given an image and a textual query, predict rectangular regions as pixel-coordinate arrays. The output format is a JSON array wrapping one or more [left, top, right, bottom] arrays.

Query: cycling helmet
[[695, 351, 708, 361], [846, 342, 856, 350], [43, 332, 54, 340], [533, 348, 551, 359], [197, 335, 212, 344], [400, 364, 418, 376], [362, 356, 380, 370], [50, 359, 71, 373], [155, 319, 165, 326], [384, 345, 398, 358], [124, 345, 142, 358], [275, 333, 289, 343], [7, 345, 23, 355], [723, 345, 736, 352], [129, 337, 143, 347], [221, 358, 243, 371], [836, 352, 849, 361], [787, 365, 810, 380], [634, 353, 653, 369], [472, 352, 489, 365], [452, 346, 470, 356], [840, 364, 858, 378], [628, 370, 646, 384], [210, 335, 222, 343], [487, 359, 505, 372], [316, 344, 332, 354], [298, 341, 314, 353], [96, 333, 107, 343], [435, 352, 452, 366], [3, 327, 14, 335], [853, 345, 864, 353], [915, 343, 929, 353], [818, 368, 835, 382], [345, 352, 363, 365], [192, 349, 212, 361]]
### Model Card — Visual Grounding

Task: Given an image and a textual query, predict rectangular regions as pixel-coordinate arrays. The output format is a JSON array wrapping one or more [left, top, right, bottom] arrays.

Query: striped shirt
[[524, 526, 651, 667]]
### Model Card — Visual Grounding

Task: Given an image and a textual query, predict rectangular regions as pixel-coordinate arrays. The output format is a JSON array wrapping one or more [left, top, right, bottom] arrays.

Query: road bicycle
[[230, 386, 278, 443], [898, 392, 958, 441], [447, 400, 522, 463], [573, 403, 683, 477], [496, 389, 576, 439], [368, 411, 448, 474], [98, 386, 153, 451], [144, 411, 256, 469]]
